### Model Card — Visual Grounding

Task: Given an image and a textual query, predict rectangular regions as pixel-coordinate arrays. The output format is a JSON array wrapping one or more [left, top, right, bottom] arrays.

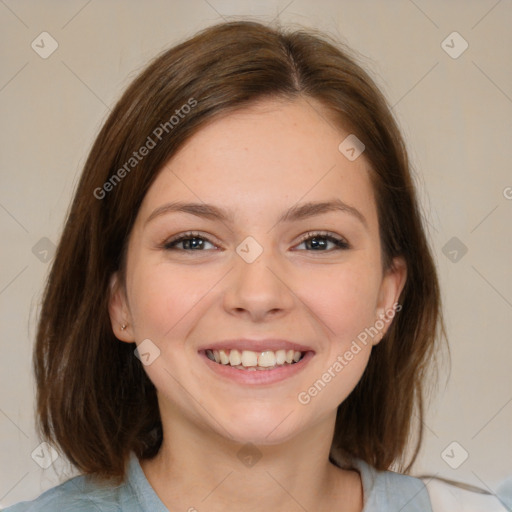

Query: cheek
[[298, 261, 381, 343], [296, 266, 378, 408], [127, 258, 211, 339]]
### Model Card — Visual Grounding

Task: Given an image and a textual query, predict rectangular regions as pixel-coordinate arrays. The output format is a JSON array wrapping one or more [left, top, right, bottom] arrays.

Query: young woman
[[6, 20, 448, 511]]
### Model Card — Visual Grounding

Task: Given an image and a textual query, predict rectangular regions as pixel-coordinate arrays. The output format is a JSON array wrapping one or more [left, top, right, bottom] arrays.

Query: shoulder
[[349, 458, 433, 511], [425, 478, 510, 512], [2, 473, 130, 512], [2, 452, 165, 512]]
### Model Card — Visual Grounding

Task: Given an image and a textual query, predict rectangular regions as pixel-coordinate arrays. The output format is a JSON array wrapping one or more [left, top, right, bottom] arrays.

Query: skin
[[109, 96, 407, 512]]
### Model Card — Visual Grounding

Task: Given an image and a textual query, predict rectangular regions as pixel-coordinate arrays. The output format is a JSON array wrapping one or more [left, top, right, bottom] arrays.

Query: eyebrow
[[145, 198, 368, 229]]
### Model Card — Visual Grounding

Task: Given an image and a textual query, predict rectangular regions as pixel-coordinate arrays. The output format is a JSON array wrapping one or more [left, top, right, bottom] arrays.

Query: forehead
[[139, 97, 378, 231]]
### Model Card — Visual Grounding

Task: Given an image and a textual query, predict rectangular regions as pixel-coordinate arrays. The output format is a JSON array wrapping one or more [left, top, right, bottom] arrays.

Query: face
[[109, 97, 406, 446]]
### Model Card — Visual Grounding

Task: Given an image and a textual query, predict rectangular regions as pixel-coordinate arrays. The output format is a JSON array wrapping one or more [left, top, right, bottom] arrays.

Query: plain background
[[0, 0, 511, 508]]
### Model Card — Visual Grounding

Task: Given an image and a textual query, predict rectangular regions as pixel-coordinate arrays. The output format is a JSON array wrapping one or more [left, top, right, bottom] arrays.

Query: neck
[[140, 407, 363, 512]]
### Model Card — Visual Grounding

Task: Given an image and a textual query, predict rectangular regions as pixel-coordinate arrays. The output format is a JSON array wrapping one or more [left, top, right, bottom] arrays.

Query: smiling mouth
[[205, 348, 306, 371]]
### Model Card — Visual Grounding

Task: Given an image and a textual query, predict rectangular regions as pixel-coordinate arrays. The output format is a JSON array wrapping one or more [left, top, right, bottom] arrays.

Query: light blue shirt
[[4, 452, 432, 511]]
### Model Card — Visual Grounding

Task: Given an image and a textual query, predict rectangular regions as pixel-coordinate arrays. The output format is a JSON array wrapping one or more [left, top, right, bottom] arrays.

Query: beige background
[[1, 0, 511, 508]]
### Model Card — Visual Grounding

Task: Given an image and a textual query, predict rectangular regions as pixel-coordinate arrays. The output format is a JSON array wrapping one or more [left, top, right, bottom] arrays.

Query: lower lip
[[199, 350, 314, 385]]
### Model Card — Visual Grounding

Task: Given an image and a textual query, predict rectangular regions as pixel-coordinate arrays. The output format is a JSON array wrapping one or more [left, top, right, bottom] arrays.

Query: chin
[[213, 404, 304, 446]]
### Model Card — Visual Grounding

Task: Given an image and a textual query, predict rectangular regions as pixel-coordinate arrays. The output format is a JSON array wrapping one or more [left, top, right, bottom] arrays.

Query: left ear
[[373, 256, 407, 345]]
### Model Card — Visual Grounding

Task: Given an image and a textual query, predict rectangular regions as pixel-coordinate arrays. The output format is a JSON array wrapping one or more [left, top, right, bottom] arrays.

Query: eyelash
[[162, 230, 350, 252], [296, 231, 350, 251]]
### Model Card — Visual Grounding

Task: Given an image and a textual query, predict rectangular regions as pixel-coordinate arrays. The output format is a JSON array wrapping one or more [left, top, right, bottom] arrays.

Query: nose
[[222, 244, 295, 322]]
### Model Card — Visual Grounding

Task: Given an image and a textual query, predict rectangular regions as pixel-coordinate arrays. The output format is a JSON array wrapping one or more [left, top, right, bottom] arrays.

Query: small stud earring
[[121, 324, 127, 330]]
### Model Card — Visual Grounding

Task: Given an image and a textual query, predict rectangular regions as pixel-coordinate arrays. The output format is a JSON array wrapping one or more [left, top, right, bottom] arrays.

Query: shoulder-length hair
[[35, 19, 447, 482]]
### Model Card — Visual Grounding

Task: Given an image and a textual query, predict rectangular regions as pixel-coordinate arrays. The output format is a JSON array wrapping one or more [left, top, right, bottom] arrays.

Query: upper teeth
[[206, 348, 303, 369]]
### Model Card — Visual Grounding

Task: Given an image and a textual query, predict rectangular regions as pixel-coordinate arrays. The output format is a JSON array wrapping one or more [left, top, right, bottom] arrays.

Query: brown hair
[[34, 19, 447, 482]]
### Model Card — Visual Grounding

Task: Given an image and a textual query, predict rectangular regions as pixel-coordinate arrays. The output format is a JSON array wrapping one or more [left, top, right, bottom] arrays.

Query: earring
[[121, 324, 127, 330]]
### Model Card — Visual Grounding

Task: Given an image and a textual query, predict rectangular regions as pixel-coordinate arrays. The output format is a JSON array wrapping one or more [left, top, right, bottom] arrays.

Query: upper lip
[[198, 338, 315, 353]]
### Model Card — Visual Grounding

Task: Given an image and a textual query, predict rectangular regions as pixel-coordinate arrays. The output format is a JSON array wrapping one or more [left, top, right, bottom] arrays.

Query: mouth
[[204, 348, 306, 371], [198, 339, 315, 385]]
